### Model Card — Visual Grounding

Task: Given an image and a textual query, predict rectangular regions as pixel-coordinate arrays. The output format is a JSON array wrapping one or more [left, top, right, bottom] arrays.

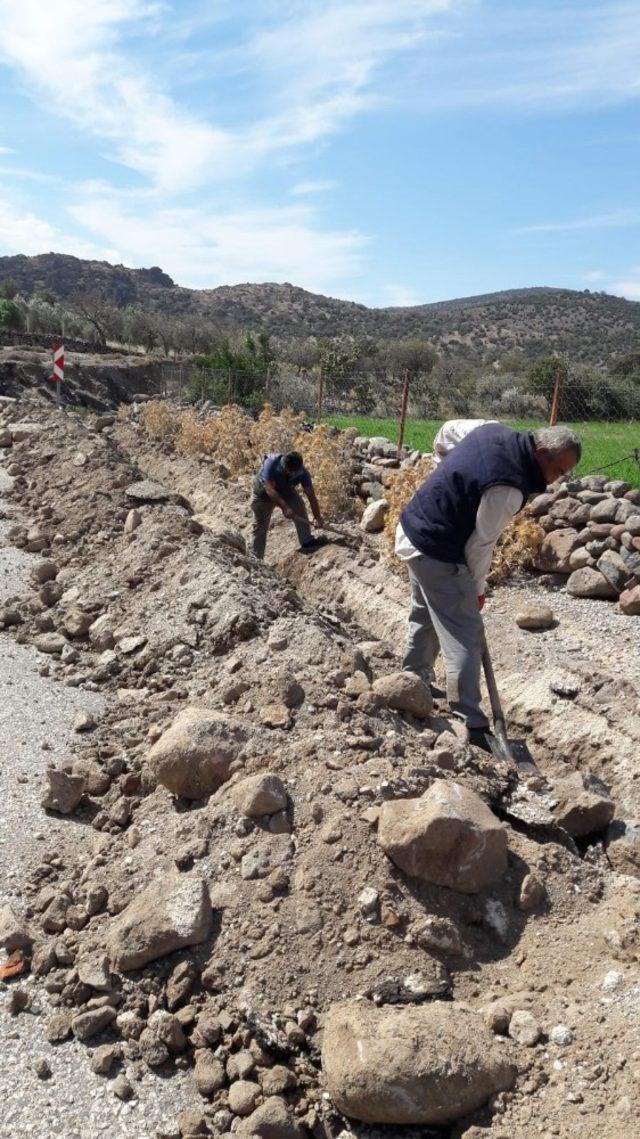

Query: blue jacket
[[400, 423, 546, 563]]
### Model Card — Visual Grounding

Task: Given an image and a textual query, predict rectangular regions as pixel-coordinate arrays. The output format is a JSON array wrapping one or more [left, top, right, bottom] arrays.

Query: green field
[[328, 416, 640, 487]]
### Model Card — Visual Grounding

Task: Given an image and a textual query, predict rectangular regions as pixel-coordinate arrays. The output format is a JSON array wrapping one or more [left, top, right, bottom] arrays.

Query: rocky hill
[[1, 253, 639, 364]]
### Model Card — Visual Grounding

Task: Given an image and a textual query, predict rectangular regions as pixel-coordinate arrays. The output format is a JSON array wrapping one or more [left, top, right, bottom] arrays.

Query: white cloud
[[516, 209, 640, 235], [382, 283, 425, 307], [609, 268, 640, 300], [582, 270, 606, 282], [67, 185, 368, 291], [0, 0, 233, 192], [0, 146, 15, 155], [403, 1, 640, 111], [0, 196, 105, 258], [290, 180, 339, 196]]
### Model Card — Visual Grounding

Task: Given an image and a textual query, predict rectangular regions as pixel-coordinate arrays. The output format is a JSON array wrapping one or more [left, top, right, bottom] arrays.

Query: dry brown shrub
[[175, 408, 207, 454], [197, 405, 254, 475], [116, 403, 133, 422], [488, 512, 544, 585], [383, 455, 436, 566], [139, 400, 178, 439], [292, 424, 354, 520], [250, 404, 306, 460]]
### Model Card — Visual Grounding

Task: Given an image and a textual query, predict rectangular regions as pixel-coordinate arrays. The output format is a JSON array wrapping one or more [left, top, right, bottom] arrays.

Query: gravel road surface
[[0, 474, 194, 1138]]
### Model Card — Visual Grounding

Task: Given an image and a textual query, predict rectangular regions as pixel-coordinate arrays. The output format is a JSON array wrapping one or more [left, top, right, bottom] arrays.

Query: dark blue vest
[[401, 423, 547, 563]]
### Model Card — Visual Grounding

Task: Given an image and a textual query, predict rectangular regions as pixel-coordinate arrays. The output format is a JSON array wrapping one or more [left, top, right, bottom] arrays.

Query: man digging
[[396, 423, 581, 751], [251, 450, 326, 560]]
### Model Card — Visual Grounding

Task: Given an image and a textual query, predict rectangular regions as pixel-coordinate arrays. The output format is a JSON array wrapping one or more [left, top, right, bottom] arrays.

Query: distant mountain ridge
[[1, 252, 638, 364]]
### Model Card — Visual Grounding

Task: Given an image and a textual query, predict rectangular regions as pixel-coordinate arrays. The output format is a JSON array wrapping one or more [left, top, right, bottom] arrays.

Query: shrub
[[292, 424, 354, 519], [139, 400, 178, 439]]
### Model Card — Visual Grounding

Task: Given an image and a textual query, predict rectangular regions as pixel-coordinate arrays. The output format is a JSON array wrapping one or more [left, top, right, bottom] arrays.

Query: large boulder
[[619, 585, 640, 615], [147, 707, 245, 799], [552, 771, 615, 837], [378, 780, 507, 893], [109, 873, 212, 971], [534, 529, 581, 573], [597, 550, 629, 595], [566, 567, 617, 599], [372, 671, 432, 718], [360, 500, 389, 533], [321, 1000, 516, 1125]]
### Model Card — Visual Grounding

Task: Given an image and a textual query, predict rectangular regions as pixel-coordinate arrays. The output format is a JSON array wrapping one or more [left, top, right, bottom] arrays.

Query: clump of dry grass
[[292, 424, 354, 519], [139, 400, 178, 439], [175, 408, 206, 454], [383, 455, 436, 565], [488, 512, 544, 585], [383, 456, 543, 583], [250, 404, 306, 459]]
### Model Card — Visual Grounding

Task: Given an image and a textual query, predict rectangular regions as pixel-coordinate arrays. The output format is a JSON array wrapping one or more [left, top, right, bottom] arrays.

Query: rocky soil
[[0, 399, 638, 1139]]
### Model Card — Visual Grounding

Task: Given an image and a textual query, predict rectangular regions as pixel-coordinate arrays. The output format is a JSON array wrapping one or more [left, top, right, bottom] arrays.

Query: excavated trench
[[120, 428, 640, 845]]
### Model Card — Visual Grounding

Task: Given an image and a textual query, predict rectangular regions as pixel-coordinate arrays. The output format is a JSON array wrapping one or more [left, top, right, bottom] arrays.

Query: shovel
[[481, 638, 579, 852], [289, 512, 360, 549], [481, 640, 537, 774]]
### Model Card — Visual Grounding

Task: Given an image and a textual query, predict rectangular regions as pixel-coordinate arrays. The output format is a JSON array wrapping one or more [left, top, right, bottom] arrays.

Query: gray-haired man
[[396, 423, 581, 750]]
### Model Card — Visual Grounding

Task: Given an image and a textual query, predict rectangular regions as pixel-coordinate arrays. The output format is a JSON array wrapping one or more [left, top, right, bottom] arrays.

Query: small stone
[[194, 1050, 226, 1095], [372, 671, 432, 718], [31, 560, 58, 585], [9, 988, 29, 1015], [124, 509, 142, 534], [34, 1057, 52, 1080], [619, 584, 640, 615], [517, 872, 546, 912], [228, 1079, 261, 1116], [46, 1010, 73, 1042], [178, 1109, 208, 1136], [74, 711, 97, 734], [90, 1044, 121, 1074], [259, 703, 291, 729], [232, 773, 288, 818], [515, 605, 554, 630], [0, 903, 33, 952], [414, 915, 462, 955], [111, 1074, 134, 1100], [357, 887, 380, 919], [41, 768, 85, 814], [549, 1024, 573, 1046], [360, 500, 389, 532], [508, 1009, 541, 1047], [71, 1006, 117, 1041]]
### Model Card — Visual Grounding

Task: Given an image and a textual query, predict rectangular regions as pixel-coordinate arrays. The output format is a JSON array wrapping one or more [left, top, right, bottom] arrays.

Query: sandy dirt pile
[[0, 401, 638, 1139]]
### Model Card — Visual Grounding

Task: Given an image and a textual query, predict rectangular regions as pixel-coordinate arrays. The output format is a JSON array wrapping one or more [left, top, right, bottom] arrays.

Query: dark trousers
[[250, 482, 311, 559]]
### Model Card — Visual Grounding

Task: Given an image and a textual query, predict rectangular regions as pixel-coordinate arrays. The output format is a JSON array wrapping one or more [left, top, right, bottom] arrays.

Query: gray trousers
[[402, 553, 488, 729], [250, 484, 311, 559]]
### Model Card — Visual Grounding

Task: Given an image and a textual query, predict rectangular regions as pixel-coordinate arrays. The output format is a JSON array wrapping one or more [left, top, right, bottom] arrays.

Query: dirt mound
[[0, 402, 639, 1139]]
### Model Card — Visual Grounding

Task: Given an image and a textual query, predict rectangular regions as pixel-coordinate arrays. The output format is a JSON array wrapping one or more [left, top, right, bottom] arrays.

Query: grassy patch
[[327, 416, 640, 487]]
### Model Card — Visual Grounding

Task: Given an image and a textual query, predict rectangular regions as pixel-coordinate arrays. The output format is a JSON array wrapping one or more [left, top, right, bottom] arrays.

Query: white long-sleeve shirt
[[395, 484, 523, 594]]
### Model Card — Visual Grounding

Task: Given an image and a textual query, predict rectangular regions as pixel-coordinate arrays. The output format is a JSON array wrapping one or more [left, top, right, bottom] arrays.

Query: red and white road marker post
[[52, 341, 64, 406]]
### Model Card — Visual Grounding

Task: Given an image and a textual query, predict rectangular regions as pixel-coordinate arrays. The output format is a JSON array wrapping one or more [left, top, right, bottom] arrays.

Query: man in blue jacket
[[251, 450, 325, 559], [396, 423, 581, 750]]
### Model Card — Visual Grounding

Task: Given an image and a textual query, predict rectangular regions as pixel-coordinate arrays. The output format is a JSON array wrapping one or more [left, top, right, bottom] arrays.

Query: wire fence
[[152, 360, 640, 484]]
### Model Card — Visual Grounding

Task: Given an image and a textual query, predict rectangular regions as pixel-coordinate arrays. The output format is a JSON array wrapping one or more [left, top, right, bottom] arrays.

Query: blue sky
[[0, 0, 638, 305]]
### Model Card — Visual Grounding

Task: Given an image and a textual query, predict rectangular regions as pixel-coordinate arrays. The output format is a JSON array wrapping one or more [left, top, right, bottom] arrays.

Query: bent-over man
[[396, 423, 581, 750], [251, 450, 325, 560]]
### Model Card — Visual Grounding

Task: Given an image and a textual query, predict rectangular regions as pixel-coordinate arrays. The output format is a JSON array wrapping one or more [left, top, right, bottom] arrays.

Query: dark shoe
[[429, 682, 446, 701], [299, 536, 329, 553], [468, 727, 494, 754]]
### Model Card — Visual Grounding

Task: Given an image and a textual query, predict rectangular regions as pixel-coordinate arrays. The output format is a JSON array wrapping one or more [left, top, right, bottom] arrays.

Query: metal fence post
[[549, 364, 564, 426], [316, 367, 324, 422], [397, 371, 410, 457]]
